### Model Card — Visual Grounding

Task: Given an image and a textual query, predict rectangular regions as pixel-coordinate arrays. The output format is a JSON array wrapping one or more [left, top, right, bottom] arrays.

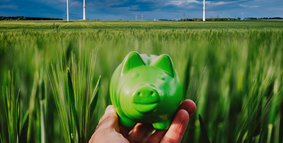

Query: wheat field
[[0, 20, 282, 143]]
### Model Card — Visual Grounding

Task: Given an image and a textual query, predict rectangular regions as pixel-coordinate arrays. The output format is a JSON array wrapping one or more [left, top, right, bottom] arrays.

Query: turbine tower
[[83, 0, 86, 20], [203, 0, 205, 21], [67, 0, 69, 22]]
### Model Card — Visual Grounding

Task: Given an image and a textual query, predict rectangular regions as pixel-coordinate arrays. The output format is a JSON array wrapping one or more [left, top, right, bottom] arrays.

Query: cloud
[[240, 4, 259, 8], [47, 0, 65, 4], [0, 0, 282, 20], [110, 5, 140, 11], [165, 0, 198, 6], [70, 1, 82, 7], [0, 4, 18, 9], [164, 0, 244, 7], [165, 1, 185, 6], [109, 1, 155, 11], [208, 1, 238, 6], [164, 0, 248, 7]]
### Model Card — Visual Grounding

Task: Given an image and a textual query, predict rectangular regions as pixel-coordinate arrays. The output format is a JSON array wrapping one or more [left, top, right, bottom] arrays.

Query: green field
[[1, 20, 283, 31], [0, 20, 283, 143]]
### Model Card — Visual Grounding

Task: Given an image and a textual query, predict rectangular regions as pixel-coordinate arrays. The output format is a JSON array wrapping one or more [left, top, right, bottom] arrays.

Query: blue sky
[[0, 0, 282, 20]]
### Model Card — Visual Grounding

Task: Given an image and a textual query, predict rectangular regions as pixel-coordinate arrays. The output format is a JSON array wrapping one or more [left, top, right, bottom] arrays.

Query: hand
[[89, 99, 196, 143]]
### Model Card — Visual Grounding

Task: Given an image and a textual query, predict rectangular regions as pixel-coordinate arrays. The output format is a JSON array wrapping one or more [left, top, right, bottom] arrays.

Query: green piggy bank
[[110, 51, 183, 130]]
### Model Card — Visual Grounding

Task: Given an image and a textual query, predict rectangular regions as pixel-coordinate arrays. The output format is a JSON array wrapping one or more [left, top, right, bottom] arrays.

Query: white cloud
[[111, 5, 140, 11], [136, 0, 154, 1], [204, 1, 243, 6], [165, 0, 197, 6], [240, 4, 259, 8], [70, 1, 82, 7], [0, 5, 17, 9], [129, 5, 139, 10], [207, 11, 216, 14], [165, 1, 184, 6], [210, 1, 234, 6], [165, 0, 243, 6], [88, 2, 94, 7], [46, 0, 65, 4]]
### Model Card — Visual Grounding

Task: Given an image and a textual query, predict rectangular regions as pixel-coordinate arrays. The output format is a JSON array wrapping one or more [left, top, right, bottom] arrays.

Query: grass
[[0, 20, 282, 143], [1, 20, 283, 31]]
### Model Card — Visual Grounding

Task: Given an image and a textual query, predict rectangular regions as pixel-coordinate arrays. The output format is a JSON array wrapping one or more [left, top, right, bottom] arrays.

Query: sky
[[0, 0, 282, 20]]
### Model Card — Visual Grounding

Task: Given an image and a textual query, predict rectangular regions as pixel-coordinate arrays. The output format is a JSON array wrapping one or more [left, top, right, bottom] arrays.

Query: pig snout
[[132, 85, 161, 113], [133, 86, 160, 103]]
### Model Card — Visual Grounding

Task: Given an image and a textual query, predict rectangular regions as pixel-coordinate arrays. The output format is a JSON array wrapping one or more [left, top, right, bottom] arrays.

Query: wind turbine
[[67, 0, 69, 22], [203, 0, 205, 21], [83, 0, 86, 20]]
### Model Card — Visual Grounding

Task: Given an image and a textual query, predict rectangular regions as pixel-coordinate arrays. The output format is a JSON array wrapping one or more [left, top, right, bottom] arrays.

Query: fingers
[[127, 123, 154, 142], [149, 99, 195, 143], [148, 130, 167, 143], [92, 100, 195, 143], [178, 99, 196, 116], [96, 105, 120, 132], [161, 109, 189, 143]]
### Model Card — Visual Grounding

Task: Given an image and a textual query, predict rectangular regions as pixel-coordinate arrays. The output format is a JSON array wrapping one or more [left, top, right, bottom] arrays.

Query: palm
[[120, 99, 196, 143], [89, 99, 196, 143]]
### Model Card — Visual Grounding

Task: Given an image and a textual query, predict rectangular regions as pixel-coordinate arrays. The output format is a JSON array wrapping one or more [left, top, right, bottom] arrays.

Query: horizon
[[0, 0, 283, 20], [1, 16, 283, 21]]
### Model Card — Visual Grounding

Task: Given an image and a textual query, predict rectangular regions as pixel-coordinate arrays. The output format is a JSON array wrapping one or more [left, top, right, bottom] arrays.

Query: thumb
[[96, 105, 120, 132]]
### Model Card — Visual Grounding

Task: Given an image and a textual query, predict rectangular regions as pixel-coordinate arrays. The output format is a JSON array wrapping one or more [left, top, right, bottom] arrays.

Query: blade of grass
[[86, 79, 100, 139], [0, 132, 3, 143], [39, 78, 46, 143], [67, 67, 80, 142], [199, 114, 210, 143], [7, 70, 16, 143], [89, 75, 101, 116], [1, 82, 8, 143], [16, 89, 20, 143], [49, 65, 71, 142], [280, 104, 283, 143], [40, 100, 45, 143], [27, 72, 38, 142], [87, 75, 101, 137], [20, 111, 29, 136]]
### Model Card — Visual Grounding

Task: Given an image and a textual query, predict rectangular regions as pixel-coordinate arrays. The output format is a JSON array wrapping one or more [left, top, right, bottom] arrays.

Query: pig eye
[[131, 72, 140, 78], [158, 73, 166, 80]]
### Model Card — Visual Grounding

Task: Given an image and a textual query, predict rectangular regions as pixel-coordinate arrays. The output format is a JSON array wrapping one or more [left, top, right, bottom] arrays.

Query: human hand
[[89, 99, 196, 143]]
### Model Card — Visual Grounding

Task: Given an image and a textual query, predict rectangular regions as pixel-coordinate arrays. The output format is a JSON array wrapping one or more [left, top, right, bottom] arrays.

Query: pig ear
[[151, 54, 174, 77], [122, 51, 145, 75]]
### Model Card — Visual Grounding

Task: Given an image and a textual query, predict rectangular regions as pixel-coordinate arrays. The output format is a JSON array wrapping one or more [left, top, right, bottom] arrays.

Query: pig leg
[[119, 116, 137, 127], [152, 120, 170, 130]]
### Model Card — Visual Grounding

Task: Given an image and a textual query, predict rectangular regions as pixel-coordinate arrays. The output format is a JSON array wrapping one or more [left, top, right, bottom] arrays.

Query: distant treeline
[[0, 16, 63, 21], [159, 17, 283, 21], [244, 17, 283, 20], [178, 18, 241, 21]]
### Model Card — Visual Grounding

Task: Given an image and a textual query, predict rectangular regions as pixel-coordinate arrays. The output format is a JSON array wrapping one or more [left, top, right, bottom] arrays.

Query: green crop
[[0, 21, 282, 143]]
